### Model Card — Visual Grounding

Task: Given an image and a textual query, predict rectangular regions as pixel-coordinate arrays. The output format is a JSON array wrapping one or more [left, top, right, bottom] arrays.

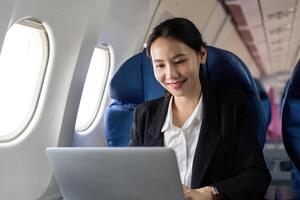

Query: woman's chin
[[168, 90, 185, 97]]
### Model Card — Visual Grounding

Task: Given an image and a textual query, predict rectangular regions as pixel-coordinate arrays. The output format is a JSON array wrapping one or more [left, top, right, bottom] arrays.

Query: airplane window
[[75, 46, 111, 132], [0, 19, 49, 141]]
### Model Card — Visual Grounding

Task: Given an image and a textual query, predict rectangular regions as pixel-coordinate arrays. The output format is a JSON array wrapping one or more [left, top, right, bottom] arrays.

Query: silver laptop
[[46, 147, 185, 200]]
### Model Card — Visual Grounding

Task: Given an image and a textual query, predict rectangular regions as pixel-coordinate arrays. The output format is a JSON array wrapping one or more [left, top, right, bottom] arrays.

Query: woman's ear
[[199, 47, 207, 64]]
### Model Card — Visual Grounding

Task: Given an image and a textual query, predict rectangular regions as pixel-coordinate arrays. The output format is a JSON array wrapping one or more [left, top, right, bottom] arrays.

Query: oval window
[[75, 45, 111, 132], [0, 19, 49, 141]]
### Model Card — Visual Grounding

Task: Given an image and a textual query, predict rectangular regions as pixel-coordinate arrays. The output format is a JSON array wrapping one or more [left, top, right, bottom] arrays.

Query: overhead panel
[[224, 0, 300, 93], [289, 0, 300, 67], [225, 0, 269, 75], [260, 0, 297, 73]]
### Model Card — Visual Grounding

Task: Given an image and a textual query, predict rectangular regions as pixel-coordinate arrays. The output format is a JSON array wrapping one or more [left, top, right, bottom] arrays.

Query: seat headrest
[[109, 49, 164, 104], [282, 58, 300, 171], [203, 46, 255, 94]]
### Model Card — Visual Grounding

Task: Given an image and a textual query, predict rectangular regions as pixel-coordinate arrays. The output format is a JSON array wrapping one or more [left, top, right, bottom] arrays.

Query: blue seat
[[282, 59, 300, 188], [104, 46, 266, 147], [254, 78, 272, 128], [202, 46, 266, 147], [104, 50, 164, 146], [281, 79, 290, 108]]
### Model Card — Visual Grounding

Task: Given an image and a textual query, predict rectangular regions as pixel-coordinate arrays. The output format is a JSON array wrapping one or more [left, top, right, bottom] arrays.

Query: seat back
[[282, 59, 300, 187], [104, 50, 164, 146], [202, 46, 266, 147], [104, 46, 266, 147]]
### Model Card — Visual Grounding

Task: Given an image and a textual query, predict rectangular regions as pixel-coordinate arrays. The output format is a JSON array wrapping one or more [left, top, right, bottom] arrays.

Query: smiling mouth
[[166, 79, 187, 89]]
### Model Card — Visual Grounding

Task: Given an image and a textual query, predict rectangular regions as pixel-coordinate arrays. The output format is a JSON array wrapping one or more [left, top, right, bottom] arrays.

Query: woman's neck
[[172, 86, 202, 127]]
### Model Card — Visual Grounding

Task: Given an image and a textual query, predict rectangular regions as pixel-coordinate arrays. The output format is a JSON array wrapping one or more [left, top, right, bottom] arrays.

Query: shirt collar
[[161, 95, 203, 132], [161, 96, 174, 132]]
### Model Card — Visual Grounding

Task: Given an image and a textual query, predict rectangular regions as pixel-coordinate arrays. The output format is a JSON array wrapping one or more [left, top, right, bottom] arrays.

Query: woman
[[129, 18, 271, 200]]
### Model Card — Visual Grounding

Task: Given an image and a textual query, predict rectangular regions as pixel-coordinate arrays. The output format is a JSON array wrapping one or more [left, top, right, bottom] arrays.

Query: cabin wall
[[0, 0, 109, 199], [72, 0, 160, 147], [0, 0, 15, 53]]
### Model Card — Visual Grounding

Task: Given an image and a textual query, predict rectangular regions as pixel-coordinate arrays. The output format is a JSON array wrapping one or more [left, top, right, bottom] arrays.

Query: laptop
[[46, 147, 185, 200]]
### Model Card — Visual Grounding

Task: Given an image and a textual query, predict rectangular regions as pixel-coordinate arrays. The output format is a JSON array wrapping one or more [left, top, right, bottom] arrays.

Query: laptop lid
[[46, 147, 184, 200]]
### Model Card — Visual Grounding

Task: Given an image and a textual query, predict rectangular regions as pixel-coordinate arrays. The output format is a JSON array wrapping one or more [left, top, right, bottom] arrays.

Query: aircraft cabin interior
[[0, 0, 300, 199]]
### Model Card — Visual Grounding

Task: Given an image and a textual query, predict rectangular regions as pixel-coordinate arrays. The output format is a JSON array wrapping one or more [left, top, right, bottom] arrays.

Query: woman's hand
[[183, 185, 213, 200]]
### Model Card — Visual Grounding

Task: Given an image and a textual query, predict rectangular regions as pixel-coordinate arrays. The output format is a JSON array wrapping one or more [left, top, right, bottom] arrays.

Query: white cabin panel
[[0, 0, 110, 199]]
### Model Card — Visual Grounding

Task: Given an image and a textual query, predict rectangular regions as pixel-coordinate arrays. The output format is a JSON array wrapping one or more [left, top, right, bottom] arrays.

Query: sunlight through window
[[0, 20, 49, 141], [75, 46, 110, 132]]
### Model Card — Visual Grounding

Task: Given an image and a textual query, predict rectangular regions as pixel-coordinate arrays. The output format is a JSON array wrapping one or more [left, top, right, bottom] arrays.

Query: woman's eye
[[174, 59, 186, 65], [156, 64, 165, 68]]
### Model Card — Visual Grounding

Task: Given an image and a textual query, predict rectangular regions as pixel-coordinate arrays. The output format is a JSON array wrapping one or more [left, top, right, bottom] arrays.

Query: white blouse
[[162, 96, 203, 187]]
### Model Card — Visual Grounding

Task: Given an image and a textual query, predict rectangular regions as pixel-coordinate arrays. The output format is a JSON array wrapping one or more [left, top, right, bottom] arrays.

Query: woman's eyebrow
[[172, 53, 186, 59], [153, 53, 186, 63], [153, 59, 164, 63]]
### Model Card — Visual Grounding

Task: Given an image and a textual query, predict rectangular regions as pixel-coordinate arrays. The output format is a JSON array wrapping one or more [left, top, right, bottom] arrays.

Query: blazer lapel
[[147, 96, 171, 146], [191, 87, 221, 188], [144, 88, 221, 187]]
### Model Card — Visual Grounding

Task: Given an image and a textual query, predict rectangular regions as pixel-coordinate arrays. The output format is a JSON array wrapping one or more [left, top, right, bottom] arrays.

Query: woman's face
[[150, 36, 206, 98]]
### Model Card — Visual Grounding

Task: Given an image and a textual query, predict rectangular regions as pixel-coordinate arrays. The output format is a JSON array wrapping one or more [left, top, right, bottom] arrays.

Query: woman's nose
[[165, 64, 179, 79]]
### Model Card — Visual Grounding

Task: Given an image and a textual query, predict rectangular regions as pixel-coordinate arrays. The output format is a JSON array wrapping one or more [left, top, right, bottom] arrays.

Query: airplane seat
[[254, 78, 272, 128], [104, 49, 164, 146], [282, 59, 300, 188], [203, 46, 266, 148], [104, 46, 266, 148], [281, 80, 290, 108]]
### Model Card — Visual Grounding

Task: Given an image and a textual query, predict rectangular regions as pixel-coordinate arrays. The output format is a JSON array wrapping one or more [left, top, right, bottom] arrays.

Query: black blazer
[[129, 86, 271, 200]]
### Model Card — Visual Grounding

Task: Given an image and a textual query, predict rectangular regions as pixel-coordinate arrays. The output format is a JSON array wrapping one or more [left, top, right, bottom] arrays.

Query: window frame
[[75, 44, 112, 132], [0, 18, 50, 142]]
